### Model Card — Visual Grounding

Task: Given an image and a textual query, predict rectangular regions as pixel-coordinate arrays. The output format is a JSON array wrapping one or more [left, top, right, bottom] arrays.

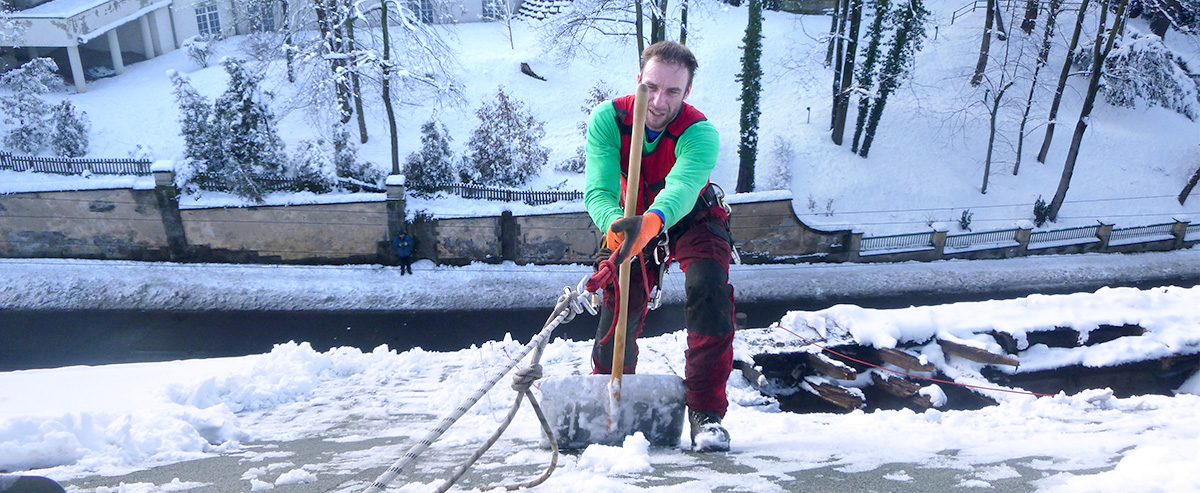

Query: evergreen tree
[[858, 0, 928, 158], [0, 58, 61, 154], [50, 100, 90, 158], [736, 0, 763, 193], [463, 87, 549, 187], [851, 0, 891, 153], [168, 70, 215, 164], [291, 139, 337, 193], [404, 118, 457, 197], [202, 58, 285, 202], [332, 127, 382, 187]]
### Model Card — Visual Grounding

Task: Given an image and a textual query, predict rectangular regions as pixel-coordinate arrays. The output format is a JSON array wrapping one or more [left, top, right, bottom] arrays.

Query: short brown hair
[[640, 41, 698, 87]]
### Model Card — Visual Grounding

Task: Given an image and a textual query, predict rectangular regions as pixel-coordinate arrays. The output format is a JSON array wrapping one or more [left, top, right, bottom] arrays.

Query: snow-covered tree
[[858, 0, 928, 158], [0, 58, 63, 154], [291, 138, 338, 193], [168, 70, 217, 165], [50, 101, 90, 158], [331, 126, 382, 187], [182, 35, 217, 68], [736, 0, 763, 193], [462, 86, 549, 187], [559, 81, 614, 173], [404, 118, 457, 197], [207, 58, 286, 202], [1101, 34, 1199, 121], [1, 1, 26, 46]]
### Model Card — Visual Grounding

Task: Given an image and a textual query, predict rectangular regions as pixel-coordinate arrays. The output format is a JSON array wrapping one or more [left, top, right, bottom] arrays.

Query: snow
[[2, 0, 1200, 491]]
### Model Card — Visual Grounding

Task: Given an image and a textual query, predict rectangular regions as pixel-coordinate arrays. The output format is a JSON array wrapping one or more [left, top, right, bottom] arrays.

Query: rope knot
[[512, 364, 543, 392]]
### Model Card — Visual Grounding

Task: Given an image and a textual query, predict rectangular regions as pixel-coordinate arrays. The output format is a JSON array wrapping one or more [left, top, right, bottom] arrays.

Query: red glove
[[609, 212, 663, 265], [585, 255, 618, 293]]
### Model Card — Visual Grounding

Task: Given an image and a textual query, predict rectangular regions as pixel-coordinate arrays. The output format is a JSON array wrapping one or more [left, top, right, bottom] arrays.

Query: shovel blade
[[539, 374, 686, 450]]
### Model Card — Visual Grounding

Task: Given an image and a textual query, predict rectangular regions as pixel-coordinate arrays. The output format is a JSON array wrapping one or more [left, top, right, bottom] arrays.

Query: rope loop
[[512, 364, 543, 392]]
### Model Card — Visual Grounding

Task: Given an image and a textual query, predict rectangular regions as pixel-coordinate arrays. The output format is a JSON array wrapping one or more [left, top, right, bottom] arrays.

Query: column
[[66, 45, 87, 93], [106, 31, 125, 75], [139, 16, 156, 58], [153, 7, 176, 53]]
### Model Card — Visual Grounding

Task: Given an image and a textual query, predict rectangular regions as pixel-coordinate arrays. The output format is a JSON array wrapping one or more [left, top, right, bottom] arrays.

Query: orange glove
[[608, 212, 664, 265]]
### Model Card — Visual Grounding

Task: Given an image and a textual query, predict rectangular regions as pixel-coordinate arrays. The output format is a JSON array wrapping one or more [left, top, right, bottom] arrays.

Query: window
[[482, 0, 506, 20], [408, 0, 434, 24], [195, 4, 222, 37], [250, 1, 277, 32]]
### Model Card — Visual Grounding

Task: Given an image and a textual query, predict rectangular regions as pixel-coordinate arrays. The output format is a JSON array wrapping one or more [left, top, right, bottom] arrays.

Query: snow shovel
[[540, 84, 687, 450]]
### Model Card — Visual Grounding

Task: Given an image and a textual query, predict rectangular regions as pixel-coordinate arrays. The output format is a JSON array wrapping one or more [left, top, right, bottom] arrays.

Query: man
[[583, 41, 734, 452], [393, 231, 413, 275]]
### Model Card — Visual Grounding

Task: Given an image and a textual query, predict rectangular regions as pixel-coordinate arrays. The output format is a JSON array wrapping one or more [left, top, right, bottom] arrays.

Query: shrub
[[404, 118, 457, 197], [49, 100, 90, 158], [1033, 196, 1050, 227], [462, 86, 549, 187], [183, 35, 217, 68]]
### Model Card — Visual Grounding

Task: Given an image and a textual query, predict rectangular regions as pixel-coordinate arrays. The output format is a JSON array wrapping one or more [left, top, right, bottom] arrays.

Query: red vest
[[613, 94, 708, 215]]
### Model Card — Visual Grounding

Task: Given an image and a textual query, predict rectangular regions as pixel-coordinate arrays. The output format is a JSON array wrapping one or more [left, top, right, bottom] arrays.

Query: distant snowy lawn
[[1, 286, 1199, 491]]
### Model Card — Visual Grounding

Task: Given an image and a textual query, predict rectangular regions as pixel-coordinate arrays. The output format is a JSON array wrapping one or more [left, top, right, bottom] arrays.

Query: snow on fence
[[944, 228, 1019, 252], [1028, 224, 1100, 247], [860, 231, 934, 253], [192, 173, 385, 194], [438, 183, 584, 206], [1108, 222, 1176, 246], [0, 152, 151, 175]]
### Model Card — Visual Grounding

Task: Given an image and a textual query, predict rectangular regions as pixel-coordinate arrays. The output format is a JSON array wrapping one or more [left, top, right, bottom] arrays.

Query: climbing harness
[[363, 275, 597, 493]]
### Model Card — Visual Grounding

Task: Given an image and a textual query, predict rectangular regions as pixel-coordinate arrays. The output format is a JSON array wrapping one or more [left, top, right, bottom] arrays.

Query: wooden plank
[[876, 347, 935, 372], [808, 381, 863, 411], [733, 360, 767, 388], [938, 339, 1020, 367], [870, 372, 933, 408], [804, 352, 857, 380]]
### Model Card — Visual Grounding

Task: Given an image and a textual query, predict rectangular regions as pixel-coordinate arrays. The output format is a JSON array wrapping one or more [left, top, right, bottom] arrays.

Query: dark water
[[1, 276, 1193, 371]]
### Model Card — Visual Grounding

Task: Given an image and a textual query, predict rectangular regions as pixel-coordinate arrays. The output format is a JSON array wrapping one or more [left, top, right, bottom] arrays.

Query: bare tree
[[536, 0, 639, 63], [970, 0, 997, 86], [831, 0, 863, 146], [1014, 0, 1063, 175], [1047, 0, 1129, 221], [1036, 0, 1091, 164]]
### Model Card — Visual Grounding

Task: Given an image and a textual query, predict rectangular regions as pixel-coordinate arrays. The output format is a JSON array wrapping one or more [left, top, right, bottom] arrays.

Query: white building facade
[[2, 0, 521, 92]]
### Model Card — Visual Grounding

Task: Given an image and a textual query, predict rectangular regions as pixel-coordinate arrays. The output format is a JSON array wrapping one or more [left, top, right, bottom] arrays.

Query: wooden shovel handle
[[612, 84, 649, 391]]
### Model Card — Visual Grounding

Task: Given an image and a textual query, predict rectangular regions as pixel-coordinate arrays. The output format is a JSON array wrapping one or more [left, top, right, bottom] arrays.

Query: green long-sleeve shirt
[[583, 100, 720, 232]]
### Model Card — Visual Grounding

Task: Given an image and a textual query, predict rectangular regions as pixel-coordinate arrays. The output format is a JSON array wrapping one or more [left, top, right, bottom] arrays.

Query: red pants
[[591, 205, 735, 417]]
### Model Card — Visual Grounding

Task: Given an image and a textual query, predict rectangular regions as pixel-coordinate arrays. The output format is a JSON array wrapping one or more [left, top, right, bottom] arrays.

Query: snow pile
[[576, 433, 653, 475]]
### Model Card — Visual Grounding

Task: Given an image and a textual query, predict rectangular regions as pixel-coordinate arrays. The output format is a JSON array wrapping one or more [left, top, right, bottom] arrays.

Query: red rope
[[768, 323, 1056, 398]]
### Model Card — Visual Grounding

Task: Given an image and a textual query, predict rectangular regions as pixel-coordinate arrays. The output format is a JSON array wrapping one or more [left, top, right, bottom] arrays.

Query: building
[[0, 0, 522, 92]]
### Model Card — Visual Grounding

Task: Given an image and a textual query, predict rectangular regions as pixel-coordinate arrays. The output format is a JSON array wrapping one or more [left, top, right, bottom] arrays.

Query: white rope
[[364, 278, 592, 493]]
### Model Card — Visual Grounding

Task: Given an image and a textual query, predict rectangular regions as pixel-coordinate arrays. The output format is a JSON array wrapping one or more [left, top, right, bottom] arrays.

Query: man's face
[[637, 58, 692, 132]]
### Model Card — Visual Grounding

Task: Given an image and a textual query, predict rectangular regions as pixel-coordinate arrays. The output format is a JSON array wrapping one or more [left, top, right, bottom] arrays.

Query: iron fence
[[438, 183, 583, 206], [945, 228, 1018, 250], [192, 173, 385, 194], [0, 152, 151, 175], [1108, 223, 1175, 244], [860, 231, 934, 252], [1028, 225, 1100, 245]]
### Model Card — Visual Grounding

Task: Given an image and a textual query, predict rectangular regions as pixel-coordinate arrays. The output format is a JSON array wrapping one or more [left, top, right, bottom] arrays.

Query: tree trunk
[[1180, 164, 1200, 204], [1015, 0, 1061, 175], [283, 0, 295, 83], [859, 27, 911, 158], [651, 0, 668, 44], [380, 2, 400, 176], [852, 0, 889, 153], [346, 19, 368, 144], [983, 82, 1012, 194], [970, 0, 996, 86], [1037, 0, 1090, 164], [826, 0, 843, 66], [1021, 0, 1039, 32], [737, 0, 763, 193], [831, 0, 850, 128], [832, 0, 862, 146], [1048, 0, 1126, 221], [636, 0, 645, 57], [680, 0, 689, 44]]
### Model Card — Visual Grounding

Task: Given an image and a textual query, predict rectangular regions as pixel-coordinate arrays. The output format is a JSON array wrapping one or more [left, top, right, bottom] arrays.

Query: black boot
[[688, 408, 730, 452]]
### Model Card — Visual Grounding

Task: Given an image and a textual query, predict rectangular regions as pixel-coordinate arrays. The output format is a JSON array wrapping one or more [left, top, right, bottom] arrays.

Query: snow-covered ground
[[1, 253, 1199, 492]]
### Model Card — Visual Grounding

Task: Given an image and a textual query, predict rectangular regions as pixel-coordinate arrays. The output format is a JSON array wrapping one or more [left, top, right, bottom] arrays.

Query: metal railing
[[1108, 223, 1175, 244], [860, 231, 934, 252], [0, 152, 151, 175], [945, 228, 1018, 250], [438, 183, 583, 206], [192, 173, 385, 194], [1028, 225, 1099, 245]]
